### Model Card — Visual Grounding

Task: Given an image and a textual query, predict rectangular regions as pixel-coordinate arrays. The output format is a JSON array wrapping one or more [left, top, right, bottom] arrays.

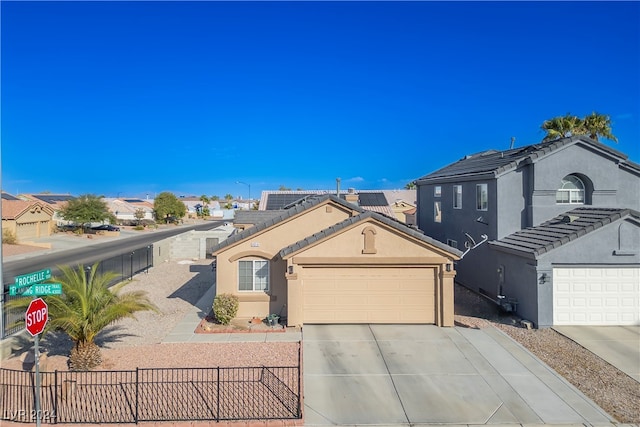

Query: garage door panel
[[303, 268, 435, 324], [553, 267, 640, 326]]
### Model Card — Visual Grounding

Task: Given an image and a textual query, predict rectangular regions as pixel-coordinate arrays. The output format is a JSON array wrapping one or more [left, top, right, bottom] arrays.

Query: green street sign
[[14, 269, 52, 288], [9, 283, 62, 297]]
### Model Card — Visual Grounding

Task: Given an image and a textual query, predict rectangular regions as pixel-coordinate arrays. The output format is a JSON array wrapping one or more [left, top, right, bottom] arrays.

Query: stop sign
[[25, 298, 48, 336]]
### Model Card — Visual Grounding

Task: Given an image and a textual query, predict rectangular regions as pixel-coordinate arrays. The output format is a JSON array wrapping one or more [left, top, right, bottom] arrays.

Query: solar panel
[[32, 194, 75, 203], [124, 199, 145, 203], [354, 192, 388, 206], [1, 193, 20, 200], [265, 194, 314, 210]]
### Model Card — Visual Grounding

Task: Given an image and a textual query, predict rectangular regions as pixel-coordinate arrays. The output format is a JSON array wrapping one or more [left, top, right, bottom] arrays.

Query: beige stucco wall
[[214, 200, 358, 319]]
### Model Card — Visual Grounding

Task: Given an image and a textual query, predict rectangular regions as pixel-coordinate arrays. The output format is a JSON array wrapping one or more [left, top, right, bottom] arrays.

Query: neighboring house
[[381, 189, 417, 224], [259, 189, 397, 219], [178, 197, 204, 219], [179, 197, 223, 218], [403, 207, 417, 227], [416, 136, 640, 327], [106, 198, 155, 222], [1, 199, 55, 241], [20, 194, 75, 226], [211, 195, 461, 327]]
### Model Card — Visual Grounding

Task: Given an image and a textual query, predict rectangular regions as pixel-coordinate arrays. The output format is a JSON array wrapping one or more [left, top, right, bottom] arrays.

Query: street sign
[[25, 298, 48, 337], [10, 283, 63, 297], [14, 269, 52, 288]]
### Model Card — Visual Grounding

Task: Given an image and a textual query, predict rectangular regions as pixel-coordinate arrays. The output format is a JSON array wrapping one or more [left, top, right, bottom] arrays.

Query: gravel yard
[[455, 284, 640, 424], [2, 259, 299, 372]]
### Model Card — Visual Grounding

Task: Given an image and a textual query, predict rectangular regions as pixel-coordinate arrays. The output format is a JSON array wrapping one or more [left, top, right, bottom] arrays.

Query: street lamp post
[[236, 181, 251, 208]]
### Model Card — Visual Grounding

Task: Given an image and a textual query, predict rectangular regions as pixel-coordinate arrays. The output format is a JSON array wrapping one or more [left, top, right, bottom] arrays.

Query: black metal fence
[[0, 365, 301, 423], [2, 245, 154, 338]]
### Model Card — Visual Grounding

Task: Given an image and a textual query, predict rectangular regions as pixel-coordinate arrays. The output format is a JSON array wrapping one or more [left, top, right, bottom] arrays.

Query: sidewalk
[[2, 221, 207, 262]]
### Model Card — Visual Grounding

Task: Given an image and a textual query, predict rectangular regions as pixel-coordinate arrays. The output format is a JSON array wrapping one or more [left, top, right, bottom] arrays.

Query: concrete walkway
[[553, 325, 640, 382]]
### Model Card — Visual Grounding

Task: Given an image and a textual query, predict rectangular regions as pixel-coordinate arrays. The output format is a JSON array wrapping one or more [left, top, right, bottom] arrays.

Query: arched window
[[556, 175, 585, 204]]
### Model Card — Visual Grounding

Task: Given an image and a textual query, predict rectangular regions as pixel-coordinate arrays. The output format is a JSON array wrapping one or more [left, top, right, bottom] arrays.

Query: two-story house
[[416, 136, 640, 327]]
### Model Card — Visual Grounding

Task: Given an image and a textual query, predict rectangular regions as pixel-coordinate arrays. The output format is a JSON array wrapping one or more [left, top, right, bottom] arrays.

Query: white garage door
[[303, 267, 436, 324], [553, 267, 640, 325]]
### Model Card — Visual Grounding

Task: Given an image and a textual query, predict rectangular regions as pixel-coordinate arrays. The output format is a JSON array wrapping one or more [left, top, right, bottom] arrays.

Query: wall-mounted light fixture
[[539, 273, 549, 284], [288, 266, 294, 274], [446, 264, 452, 272]]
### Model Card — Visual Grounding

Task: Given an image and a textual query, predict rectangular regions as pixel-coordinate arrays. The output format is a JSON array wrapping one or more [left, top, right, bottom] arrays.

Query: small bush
[[213, 293, 239, 325], [134, 225, 145, 231], [2, 228, 17, 244]]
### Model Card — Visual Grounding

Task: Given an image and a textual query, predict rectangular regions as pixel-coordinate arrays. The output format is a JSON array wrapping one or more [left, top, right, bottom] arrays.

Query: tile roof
[[381, 189, 417, 205], [211, 195, 364, 254], [417, 136, 640, 182], [234, 210, 285, 225], [279, 210, 462, 259], [1, 200, 53, 219], [489, 207, 639, 258]]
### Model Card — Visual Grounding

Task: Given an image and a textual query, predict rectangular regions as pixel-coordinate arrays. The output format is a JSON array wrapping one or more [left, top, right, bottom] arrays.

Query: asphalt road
[[2, 220, 225, 285]]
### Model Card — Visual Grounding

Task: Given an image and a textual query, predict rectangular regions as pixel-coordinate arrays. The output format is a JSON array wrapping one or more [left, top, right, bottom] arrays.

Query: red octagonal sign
[[25, 298, 48, 337]]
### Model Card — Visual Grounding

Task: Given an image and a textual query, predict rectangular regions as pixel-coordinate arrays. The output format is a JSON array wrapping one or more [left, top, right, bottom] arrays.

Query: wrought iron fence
[[0, 365, 301, 424], [2, 245, 154, 338]]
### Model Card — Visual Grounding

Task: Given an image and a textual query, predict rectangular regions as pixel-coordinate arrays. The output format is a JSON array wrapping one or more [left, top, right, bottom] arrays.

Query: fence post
[[130, 252, 134, 280], [216, 366, 220, 421], [135, 368, 139, 423], [54, 370, 58, 424], [298, 344, 302, 418]]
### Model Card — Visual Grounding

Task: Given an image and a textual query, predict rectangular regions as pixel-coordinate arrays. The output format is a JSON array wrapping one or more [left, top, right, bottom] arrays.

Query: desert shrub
[[134, 225, 145, 231], [2, 228, 17, 244], [213, 293, 239, 325]]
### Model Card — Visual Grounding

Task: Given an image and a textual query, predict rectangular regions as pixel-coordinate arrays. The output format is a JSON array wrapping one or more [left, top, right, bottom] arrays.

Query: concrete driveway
[[303, 324, 613, 425], [553, 325, 640, 382]]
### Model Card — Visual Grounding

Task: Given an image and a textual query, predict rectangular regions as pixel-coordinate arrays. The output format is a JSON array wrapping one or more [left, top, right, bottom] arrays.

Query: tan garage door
[[303, 267, 436, 324], [16, 222, 38, 241]]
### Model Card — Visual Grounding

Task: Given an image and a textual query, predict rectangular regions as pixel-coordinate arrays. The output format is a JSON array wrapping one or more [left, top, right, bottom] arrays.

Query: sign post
[[25, 297, 49, 427]]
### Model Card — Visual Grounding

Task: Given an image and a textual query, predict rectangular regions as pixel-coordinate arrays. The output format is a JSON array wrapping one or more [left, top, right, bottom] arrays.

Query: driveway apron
[[553, 325, 640, 382], [303, 324, 613, 425]]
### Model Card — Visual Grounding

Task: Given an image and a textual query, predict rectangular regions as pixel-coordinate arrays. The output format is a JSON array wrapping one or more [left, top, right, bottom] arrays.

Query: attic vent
[[561, 215, 579, 223]]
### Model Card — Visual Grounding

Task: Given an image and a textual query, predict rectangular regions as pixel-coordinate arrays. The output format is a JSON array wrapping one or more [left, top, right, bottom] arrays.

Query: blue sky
[[2, 1, 638, 200]]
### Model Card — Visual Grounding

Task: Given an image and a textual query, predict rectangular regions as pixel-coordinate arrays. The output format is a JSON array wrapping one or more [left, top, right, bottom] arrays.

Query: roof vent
[[561, 215, 579, 223]]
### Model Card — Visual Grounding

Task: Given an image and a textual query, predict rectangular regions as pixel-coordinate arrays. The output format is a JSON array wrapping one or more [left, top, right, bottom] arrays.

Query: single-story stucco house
[[1, 197, 55, 241], [211, 194, 461, 327]]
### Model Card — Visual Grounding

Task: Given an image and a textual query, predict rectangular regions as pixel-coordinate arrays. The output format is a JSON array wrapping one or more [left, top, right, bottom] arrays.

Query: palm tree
[[582, 112, 618, 143], [199, 195, 210, 217], [8, 263, 158, 370], [541, 112, 618, 143], [541, 114, 584, 142]]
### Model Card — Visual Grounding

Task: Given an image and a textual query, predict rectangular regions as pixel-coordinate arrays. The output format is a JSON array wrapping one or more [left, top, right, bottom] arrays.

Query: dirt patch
[[2, 243, 47, 258], [196, 312, 286, 333]]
